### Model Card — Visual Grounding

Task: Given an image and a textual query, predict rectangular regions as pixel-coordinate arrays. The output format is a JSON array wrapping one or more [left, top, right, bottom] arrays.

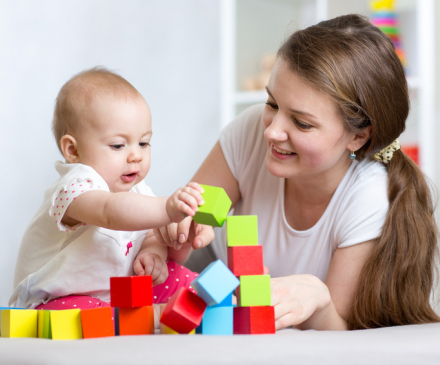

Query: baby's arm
[[63, 182, 204, 231], [133, 230, 168, 285]]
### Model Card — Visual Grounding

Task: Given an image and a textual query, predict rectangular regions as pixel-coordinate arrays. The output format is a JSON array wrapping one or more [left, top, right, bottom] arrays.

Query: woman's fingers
[[177, 216, 193, 245]]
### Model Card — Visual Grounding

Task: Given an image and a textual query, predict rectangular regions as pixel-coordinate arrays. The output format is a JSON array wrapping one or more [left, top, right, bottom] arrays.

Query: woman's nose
[[264, 114, 288, 141]]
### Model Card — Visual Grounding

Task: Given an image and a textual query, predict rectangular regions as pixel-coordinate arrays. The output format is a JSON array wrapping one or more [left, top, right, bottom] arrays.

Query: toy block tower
[[191, 260, 239, 335], [110, 275, 154, 335], [226, 215, 276, 334]]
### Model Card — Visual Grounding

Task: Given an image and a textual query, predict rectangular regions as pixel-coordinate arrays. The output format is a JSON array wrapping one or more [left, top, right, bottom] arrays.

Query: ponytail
[[348, 152, 439, 328]]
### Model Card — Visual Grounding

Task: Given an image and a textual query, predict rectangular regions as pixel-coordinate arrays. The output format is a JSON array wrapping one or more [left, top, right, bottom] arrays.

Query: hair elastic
[[372, 139, 400, 164]]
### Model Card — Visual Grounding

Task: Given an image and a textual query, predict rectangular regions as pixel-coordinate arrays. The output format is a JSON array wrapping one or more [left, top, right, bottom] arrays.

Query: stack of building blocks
[[110, 275, 154, 335], [226, 215, 276, 334], [191, 261, 238, 335]]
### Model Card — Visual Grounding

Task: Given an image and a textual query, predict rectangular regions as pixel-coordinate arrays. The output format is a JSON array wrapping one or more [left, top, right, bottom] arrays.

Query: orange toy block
[[118, 306, 154, 335], [80, 307, 115, 339]]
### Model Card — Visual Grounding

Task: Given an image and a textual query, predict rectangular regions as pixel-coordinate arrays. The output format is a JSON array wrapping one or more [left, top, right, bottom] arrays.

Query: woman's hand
[[271, 274, 346, 331], [153, 216, 214, 251]]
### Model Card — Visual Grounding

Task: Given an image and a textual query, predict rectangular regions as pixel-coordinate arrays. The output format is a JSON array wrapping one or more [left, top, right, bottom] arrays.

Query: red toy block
[[160, 287, 207, 334], [110, 276, 153, 308], [227, 246, 264, 276], [233, 306, 276, 334], [118, 306, 154, 335], [80, 307, 115, 339]]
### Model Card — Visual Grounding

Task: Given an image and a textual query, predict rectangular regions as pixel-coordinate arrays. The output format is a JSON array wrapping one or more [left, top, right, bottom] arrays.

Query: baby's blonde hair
[[52, 66, 141, 154]]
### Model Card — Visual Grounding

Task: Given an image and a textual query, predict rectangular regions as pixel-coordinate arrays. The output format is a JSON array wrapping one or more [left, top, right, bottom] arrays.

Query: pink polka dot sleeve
[[49, 177, 97, 232]]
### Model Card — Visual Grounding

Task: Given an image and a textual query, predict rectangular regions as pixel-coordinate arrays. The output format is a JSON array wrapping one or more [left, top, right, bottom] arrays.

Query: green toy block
[[193, 185, 232, 227], [37, 310, 52, 339], [226, 215, 258, 246], [237, 275, 271, 307]]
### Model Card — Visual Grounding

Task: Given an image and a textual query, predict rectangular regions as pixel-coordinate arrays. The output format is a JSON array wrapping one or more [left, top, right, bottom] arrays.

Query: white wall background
[[0, 0, 221, 306]]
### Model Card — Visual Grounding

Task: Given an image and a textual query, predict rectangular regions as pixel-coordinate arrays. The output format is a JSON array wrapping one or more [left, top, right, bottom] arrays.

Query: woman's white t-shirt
[[212, 104, 389, 281], [10, 161, 154, 308]]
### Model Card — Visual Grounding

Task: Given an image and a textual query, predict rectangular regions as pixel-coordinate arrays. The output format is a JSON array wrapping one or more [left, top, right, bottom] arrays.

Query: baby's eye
[[265, 100, 278, 110], [139, 142, 151, 148], [110, 144, 125, 150]]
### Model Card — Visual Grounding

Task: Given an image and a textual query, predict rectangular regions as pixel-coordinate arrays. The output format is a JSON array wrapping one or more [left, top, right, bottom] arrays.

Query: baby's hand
[[133, 252, 168, 285], [166, 182, 204, 223]]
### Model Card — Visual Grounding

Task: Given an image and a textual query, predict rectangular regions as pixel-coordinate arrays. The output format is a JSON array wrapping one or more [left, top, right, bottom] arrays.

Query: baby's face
[[75, 94, 152, 193]]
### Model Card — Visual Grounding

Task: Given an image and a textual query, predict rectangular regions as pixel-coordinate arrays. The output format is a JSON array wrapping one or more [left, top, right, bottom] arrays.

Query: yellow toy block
[[1, 309, 37, 338], [37, 310, 52, 339], [50, 309, 82, 340], [159, 304, 195, 335]]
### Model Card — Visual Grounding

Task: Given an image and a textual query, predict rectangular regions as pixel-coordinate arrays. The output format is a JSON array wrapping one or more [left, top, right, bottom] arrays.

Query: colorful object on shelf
[[370, 0, 407, 70], [402, 144, 419, 165]]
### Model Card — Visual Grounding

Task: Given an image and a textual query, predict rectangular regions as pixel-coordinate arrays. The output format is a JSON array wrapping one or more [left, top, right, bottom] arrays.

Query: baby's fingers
[[151, 258, 168, 285], [133, 259, 146, 276], [187, 182, 204, 194], [182, 186, 205, 206]]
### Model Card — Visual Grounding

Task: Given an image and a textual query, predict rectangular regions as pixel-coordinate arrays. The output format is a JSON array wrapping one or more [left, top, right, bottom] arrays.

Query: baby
[[9, 67, 205, 312]]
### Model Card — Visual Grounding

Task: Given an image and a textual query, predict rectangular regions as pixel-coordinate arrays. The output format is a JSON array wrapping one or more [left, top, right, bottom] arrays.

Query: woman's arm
[[271, 239, 375, 330]]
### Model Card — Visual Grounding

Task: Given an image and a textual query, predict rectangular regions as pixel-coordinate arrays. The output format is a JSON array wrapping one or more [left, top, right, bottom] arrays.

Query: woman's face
[[263, 58, 354, 181]]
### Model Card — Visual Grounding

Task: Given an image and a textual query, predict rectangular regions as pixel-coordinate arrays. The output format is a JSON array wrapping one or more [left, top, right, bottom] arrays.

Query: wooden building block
[[160, 287, 207, 334], [213, 293, 233, 307], [191, 260, 239, 306], [233, 306, 276, 334], [1, 309, 37, 338], [110, 275, 153, 308], [50, 309, 82, 340], [193, 185, 232, 227], [196, 306, 233, 335], [159, 304, 195, 335], [118, 306, 154, 335], [226, 216, 258, 246], [237, 275, 271, 307], [80, 307, 115, 338], [37, 310, 52, 339], [227, 246, 264, 276]]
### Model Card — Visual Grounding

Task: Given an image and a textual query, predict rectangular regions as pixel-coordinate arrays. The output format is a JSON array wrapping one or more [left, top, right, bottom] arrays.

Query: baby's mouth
[[121, 172, 138, 182]]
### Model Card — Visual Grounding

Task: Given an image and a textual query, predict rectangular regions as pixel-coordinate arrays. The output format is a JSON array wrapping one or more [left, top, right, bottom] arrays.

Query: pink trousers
[[36, 261, 199, 310]]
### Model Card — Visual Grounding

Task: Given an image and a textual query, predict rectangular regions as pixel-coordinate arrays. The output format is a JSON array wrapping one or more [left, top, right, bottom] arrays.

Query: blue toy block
[[213, 293, 233, 307], [196, 306, 233, 335], [0, 307, 24, 336], [191, 260, 239, 307]]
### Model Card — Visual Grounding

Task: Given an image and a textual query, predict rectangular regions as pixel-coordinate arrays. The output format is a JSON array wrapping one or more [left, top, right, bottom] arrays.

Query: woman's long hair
[[278, 14, 440, 329]]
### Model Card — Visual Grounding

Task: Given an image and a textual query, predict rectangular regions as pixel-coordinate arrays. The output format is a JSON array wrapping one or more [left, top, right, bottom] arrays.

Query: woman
[[160, 14, 440, 330]]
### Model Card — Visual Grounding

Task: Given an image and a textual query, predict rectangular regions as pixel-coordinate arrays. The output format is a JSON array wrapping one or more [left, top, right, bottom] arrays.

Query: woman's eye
[[139, 142, 151, 148], [265, 100, 278, 109], [295, 120, 312, 130], [110, 144, 124, 150]]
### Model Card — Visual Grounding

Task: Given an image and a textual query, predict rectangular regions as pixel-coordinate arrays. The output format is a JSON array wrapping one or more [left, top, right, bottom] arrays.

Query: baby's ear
[[60, 134, 79, 163]]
